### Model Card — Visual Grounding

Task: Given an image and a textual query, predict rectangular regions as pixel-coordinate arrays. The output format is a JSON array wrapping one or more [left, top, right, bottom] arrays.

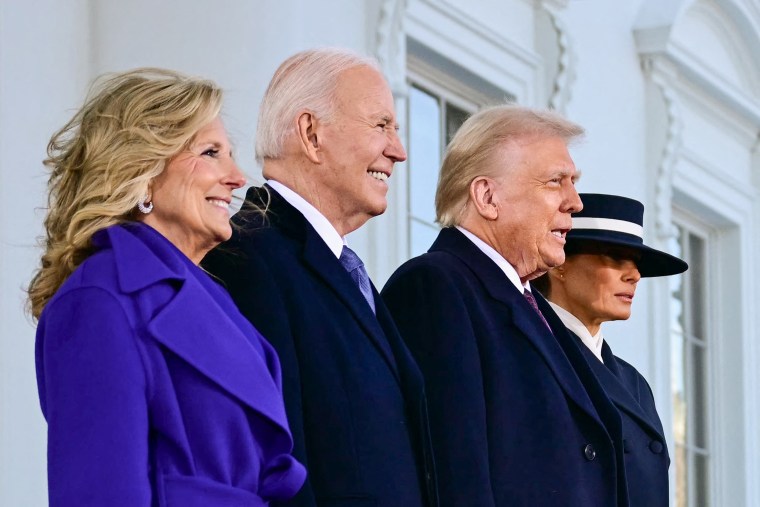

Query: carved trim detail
[[535, 0, 569, 11], [549, 8, 575, 112], [375, 0, 409, 96], [642, 56, 683, 240], [537, 2, 575, 112]]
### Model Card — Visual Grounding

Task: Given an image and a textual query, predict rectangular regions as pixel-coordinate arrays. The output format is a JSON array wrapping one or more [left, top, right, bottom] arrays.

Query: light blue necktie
[[339, 246, 376, 314]]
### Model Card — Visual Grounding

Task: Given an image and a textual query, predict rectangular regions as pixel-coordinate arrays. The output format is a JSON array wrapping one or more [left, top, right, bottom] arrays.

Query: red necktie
[[524, 289, 552, 332]]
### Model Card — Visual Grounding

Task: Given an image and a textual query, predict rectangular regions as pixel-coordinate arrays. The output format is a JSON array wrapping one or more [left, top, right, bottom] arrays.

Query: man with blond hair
[[204, 48, 437, 507], [382, 105, 629, 506]]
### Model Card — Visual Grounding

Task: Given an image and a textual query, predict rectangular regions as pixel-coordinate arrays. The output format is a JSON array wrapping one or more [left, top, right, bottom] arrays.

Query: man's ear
[[296, 111, 321, 164], [469, 176, 499, 221]]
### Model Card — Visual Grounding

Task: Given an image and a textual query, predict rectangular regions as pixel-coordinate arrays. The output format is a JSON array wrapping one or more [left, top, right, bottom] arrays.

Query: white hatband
[[571, 217, 643, 238]]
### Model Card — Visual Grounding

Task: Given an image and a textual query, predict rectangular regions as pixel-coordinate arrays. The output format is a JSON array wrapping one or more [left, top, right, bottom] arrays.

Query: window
[[670, 221, 710, 506], [405, 44, 510, 258], [407, 81, 475, 257]]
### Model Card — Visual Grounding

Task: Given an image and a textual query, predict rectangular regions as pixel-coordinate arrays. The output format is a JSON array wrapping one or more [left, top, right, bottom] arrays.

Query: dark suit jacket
[[36, 222, 305, 506], [203, 186, 438, 507], [572, 336, 669, 507], [381, 227, 629, 507]]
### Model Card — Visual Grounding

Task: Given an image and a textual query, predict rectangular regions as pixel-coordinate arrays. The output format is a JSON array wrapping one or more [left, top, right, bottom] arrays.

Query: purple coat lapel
[[102, 224, 290, 435]]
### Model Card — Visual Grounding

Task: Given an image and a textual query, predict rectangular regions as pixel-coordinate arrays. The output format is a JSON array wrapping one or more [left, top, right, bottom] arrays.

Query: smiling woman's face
[[140, 117, 246, 264], [557, 244, 642, 330]]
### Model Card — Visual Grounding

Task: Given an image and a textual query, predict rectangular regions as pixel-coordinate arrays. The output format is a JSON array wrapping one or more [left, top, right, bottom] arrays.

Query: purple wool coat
[[35, 222, 306, 506]]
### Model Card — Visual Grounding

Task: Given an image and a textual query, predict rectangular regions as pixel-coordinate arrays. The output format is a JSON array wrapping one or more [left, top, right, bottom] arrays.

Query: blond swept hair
[[435, 104, 584, 227], [255, 47, 379, 163], [28, 68, 223, 319]]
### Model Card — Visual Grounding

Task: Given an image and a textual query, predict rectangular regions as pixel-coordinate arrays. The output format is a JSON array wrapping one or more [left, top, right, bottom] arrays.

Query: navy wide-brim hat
[[567, 193, 688, 278]]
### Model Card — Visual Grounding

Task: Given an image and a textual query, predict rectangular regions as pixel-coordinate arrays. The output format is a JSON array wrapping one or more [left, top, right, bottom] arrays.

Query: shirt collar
[[267, 179, 345, 258], [456, 226, 526, 293], [546, 300, 605, 363]]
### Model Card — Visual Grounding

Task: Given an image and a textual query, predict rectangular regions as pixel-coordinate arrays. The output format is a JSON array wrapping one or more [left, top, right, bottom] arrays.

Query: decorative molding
[[636, 0, 760, 239], [371, 0, 411, 283], [534, 0, 569, 11], [537, 2, 576, 112], [549, 10, 575, 111], [433, 0, 540, 68], [689, 0, 760, 92], [404, 0, 541, 103], [753, 133, 760, 188], [641, 56, 683, 241], [375, 0, 409, 97], [635, 1, 760, 126]]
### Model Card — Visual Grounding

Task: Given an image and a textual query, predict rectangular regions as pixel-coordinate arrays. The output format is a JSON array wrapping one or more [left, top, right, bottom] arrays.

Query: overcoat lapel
[[577, 335, 666, 440], [147, 278, 289, 429], [430, 228, 604, 427], [105, 223, 290, 435], [259, 187, 401, 383]]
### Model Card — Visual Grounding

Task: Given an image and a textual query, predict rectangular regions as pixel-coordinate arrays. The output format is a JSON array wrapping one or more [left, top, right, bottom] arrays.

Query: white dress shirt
[[267, 180, 346, 258], [546, 301, 605, 363], [456, 226, 528, 293]]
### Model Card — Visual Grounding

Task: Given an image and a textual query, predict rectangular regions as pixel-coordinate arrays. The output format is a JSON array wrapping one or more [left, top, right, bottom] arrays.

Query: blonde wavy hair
[[28, 68, 223, 319]]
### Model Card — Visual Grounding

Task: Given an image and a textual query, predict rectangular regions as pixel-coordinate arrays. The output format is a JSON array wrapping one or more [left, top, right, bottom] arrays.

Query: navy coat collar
[[577, 334, 667, 442], [94, 223, 291, 436], [247, 186, 401, 383], [428, 227, 609, 430]]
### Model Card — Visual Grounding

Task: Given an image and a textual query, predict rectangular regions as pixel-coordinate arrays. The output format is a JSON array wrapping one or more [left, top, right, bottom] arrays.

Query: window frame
[[670, 208, 716, 507], [405, 57, 503, 259]]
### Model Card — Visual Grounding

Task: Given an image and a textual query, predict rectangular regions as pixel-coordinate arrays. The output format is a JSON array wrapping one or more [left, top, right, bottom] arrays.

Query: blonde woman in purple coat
[[28, 69, 305, 506]]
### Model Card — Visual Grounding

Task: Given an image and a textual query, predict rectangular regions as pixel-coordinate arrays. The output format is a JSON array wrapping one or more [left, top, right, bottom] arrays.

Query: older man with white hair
[[204, 48, 438, 507]]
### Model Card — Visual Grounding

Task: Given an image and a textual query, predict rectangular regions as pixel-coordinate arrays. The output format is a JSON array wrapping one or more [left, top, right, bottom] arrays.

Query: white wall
[[0, 2, 382, 503], [3, 0, 758, 505], [561, 0, 653, 375], [1, 1, 92, 504]]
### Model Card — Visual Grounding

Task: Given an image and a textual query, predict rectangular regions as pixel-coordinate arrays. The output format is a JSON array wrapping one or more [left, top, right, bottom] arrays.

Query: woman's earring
[[137, 194, 153, 214]]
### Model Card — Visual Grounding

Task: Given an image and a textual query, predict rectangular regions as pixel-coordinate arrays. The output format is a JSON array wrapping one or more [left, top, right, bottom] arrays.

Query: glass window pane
[[670, 227, 685, 335], [672, 333, 687, 445], [694, 453, 710, 506], [675, 444, 688, 507], [408, 86, 441, 224], [688, 233, 705, 338], [670, 220, 711, 507], [410, 219, 441, 259], [692, 344, 708, 449], [668, 221, 710, 507], [445, 102, 470, 145]]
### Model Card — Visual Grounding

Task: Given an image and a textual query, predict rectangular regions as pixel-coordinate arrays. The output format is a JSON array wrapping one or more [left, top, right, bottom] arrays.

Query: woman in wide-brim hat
[[532, 193, 687, 507]]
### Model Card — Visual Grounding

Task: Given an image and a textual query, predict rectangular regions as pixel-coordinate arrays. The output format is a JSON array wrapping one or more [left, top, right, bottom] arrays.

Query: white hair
[[255, 48, 380, 163]]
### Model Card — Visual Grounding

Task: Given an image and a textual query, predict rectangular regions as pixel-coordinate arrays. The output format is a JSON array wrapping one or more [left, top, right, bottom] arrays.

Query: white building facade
[[2, 0, 758, 505]]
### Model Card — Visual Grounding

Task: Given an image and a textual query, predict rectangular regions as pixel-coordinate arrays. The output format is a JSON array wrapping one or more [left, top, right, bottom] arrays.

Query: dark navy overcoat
[[573, 335, 670, 507], [203, 186, 438, 507], [382, 227, 630, 507]]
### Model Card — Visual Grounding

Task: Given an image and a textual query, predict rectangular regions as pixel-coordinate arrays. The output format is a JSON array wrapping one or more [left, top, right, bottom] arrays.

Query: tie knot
[[339, 246, 364, 273]]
